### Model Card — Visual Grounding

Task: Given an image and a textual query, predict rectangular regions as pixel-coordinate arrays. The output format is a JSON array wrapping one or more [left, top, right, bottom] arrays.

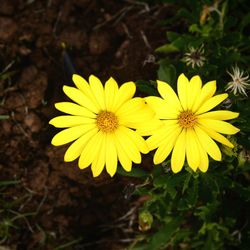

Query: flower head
[[49, 74, 156, 177], [226, 65, 250, 96], [183, 45, 205, 69], [145, 74, 240, 173]]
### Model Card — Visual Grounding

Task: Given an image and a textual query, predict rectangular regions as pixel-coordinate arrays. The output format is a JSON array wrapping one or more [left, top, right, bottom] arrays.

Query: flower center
[[96, 111, 118, 133], [235, 78, 241, 85], [178, 111, 197, 128]]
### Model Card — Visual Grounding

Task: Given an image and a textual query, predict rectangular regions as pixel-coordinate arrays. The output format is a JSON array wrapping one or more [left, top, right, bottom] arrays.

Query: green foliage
[[130, 0, 250, 249], [155, 0, 250, 83], [131, 162, 250, 249]]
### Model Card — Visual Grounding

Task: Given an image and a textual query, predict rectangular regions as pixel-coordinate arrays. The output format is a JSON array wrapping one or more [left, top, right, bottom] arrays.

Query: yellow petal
[[198, 119, 240, 135], [146, 121, 179, 150], [91, 133, 106, 177], [120, 113, 156, 130], [198, 110, 239, 120], [64, 128, 98, 162], [119, 126, 149, 154], [55, 102, 96, 118], [194, 126, 221, 161], [104, 77, 119, 112], [177, 73, 189, 110], [157, 80, 182, 112], [72, 74, 100, 108], [114, 134, 132, 172], [187, 75, 202, 110], [115, 127, 141, 164], [113, 81, 136, 111], [195, 93, 228, 115], [186, 128, 200, 171], [49, 115, 95, 128], [72, 74, 90, 93], [171, 129, 186, 173], [117, 98, 155, 129], [196, 138, 209, 172], [192, 80, 216, 112], [197, 124, 234, 148], [153, 127, 181, 164], [105, 133, 118, 177], [116, 97, 145, 116], [63, 85, 100, 113], [145, 96, 179, 119], [89, 75, 106, 110], [78, 131, 103, 169], [51, 124, 95, 146], [136, 118, 163, 136]]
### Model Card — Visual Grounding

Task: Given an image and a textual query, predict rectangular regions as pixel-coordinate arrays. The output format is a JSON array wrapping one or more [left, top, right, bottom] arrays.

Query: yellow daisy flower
[[145, 73, 240, 173], [49, 74, 155, 177]]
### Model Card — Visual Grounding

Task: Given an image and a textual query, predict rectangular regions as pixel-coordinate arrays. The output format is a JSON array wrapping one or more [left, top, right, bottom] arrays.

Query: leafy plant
[[130, 0, 250, 249]]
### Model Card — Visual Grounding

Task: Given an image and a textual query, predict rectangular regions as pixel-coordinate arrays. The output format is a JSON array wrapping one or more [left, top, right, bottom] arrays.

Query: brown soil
[[0, 1, 172, 249]]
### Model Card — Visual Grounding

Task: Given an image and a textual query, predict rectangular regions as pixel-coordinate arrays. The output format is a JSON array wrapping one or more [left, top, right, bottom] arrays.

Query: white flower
[[183, 45, 205, 69], [226, 66, 250, 96]]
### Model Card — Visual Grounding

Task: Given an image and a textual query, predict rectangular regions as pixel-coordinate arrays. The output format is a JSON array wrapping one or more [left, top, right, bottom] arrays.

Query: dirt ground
[[0, 0, 174, 249]]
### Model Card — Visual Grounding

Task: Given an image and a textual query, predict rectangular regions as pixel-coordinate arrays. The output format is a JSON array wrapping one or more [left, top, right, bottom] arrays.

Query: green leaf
[[166, 31, 179, 42], [240, 12, 250, 32], [157, 62, 176, 85], [172, 36, 190, 50], [117, 165, 148, 178], [153, 175, 178, 198], [189, 23, 201, 33], [182, 173, 192, 194], [135, 80, 158, 96], [155, 44, 179, 54], [145, 218, 181, 250], [153, 175, 168, 188], [178, 177, 199, 210]]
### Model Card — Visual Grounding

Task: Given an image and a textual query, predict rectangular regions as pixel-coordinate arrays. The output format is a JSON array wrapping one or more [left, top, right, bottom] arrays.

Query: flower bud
[[138, 210, 153, 232]]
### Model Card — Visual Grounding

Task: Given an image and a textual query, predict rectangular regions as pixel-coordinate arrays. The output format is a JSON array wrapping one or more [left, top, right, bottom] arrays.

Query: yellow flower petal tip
[[178, 73, 189, 82], [234, 112, 240, 118], [72, 74, 80, 81], [62, 85, 71, 94], [179, 73, 186, 78], [51, 136, 62, 146], [48, 118, 53, 125], [147, 73, 240, 173], [64, 155, 72, 162], [50, 74, 152, 177], [156, 80, 168, 87], [171, 166, 182, 174], [89, 74, 98, 81], [153, 157, 162, 165], [233, 128, 240, 134]]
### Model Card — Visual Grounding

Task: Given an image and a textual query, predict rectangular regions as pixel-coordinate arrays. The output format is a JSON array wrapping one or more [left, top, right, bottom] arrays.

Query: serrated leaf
[[182, 173, 192, 194], [178, 177, 199, 210], [145, 218, 181, 250], [153, 175, 168, 188]]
